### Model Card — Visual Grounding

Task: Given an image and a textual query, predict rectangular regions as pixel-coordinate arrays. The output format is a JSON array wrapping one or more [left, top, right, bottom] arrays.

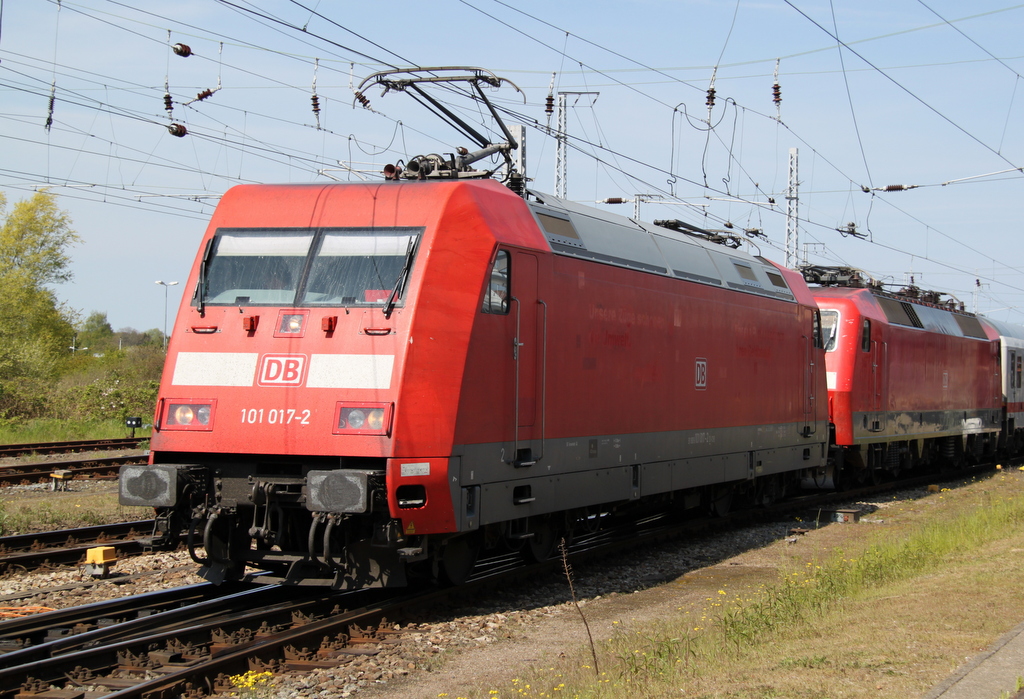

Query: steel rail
[[0, 454, 146, 486], [0, 438, 146, 458], [0, 465, 997, 698]]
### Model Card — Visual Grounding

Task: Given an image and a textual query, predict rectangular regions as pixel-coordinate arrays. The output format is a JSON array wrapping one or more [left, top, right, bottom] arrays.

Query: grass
[[0, 484, 151, 535], [444, 471, 1024, 699], [0, 418, 151, 444]]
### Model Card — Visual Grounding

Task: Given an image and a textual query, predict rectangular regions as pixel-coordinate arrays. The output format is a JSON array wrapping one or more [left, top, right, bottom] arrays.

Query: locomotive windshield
[[198, 227, 422, 308], [820, 309, 840, 352]]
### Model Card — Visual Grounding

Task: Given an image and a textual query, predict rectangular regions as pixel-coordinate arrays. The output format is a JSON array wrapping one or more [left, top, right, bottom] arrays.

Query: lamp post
[[155, 280, 179, 349]]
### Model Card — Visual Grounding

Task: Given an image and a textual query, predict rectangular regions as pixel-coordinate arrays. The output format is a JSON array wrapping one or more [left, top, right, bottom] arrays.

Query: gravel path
[[0, 477, 940, 699]]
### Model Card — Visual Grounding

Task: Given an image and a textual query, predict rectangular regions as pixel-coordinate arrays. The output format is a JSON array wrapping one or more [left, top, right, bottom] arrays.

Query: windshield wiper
[[194, 237, 215, 317], [383, 237, 418, 320]]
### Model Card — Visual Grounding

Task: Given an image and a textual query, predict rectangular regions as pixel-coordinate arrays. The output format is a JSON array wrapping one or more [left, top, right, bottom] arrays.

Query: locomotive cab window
[[302, 231, 418, 307], [201, 230, 312, 306], [197, 227, 422, 309], [861, 319, 872, 352], [482, 251, 510, 315], [820, 309, 840, 352]]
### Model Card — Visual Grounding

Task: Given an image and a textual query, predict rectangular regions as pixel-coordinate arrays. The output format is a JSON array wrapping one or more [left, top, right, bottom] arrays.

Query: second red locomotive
[[808, 272, 1002, 486]]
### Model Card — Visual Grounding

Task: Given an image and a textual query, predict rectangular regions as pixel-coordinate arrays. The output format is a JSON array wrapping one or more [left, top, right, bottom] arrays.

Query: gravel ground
[[0, 477, 941, 698], [246, 487, 936, 699], [0, 549, 205, 607]]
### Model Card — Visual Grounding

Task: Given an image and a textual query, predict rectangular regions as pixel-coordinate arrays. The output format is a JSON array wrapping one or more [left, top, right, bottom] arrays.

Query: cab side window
[[482, 251, 510, 315], [812, 310, 823, 349], [861, 319, 871, 352]]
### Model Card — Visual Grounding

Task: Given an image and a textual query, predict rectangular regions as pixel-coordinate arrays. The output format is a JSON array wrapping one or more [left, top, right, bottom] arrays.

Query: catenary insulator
[[311, 94, 320, 115], [772, 82, 781, 106], [706, 87, 716, 108], [164, 93, 173, 114], [172, 43, 192, 57], [545, 94, 554, 115], [195, 89, 213, 102], [167, 123, 188, 137], [354, 90, 370, 108], [45, 93, 55, 131]]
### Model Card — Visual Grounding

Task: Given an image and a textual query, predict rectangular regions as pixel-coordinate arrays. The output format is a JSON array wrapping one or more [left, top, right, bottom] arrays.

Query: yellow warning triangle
[[405, 521, 416, 535]]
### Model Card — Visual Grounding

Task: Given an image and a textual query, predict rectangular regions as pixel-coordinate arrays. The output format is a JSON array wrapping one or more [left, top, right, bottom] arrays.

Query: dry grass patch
[[459, 471, 1024, 699], [0, 481, 150, 534]]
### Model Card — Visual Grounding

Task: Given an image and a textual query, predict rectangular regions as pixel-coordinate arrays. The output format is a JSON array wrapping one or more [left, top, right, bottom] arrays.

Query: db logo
[[694, 358, 708, 390], [257, 354, 307, 386]]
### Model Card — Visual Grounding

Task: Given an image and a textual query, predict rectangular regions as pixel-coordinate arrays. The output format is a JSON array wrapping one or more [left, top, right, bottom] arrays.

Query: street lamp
[[155, 280, 179, 349]]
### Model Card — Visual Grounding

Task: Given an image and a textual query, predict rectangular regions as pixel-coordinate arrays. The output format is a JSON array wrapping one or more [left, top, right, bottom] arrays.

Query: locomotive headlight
[[366, 409, 385, 430], [347, 409, 367, 429], [273, 310, 310, 338], [162, 400, 216, 431], [173, 405, 195, 425], [278, 314, 305, 334], [334, 402, 392, 436]]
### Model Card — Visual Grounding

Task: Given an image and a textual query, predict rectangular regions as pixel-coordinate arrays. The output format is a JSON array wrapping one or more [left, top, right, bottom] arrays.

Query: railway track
[[0, 453, 146, 487], [0, 467, 986, 698], [0, 520, 159, 575], [0, 437, 146, 459]]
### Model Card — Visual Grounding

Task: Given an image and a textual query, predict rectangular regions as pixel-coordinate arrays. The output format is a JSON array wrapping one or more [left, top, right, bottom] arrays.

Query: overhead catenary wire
[[5, 0, 1024, 321]]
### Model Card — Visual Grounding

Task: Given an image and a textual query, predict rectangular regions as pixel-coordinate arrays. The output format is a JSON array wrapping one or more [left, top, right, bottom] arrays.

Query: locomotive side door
[[870, 339, 887, 432], [511, 251, 540, 464], [803, 310, 821, 435]]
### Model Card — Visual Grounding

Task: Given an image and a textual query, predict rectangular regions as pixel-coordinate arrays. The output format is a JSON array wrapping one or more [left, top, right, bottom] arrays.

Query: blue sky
[[2, 0, 1023, 331]]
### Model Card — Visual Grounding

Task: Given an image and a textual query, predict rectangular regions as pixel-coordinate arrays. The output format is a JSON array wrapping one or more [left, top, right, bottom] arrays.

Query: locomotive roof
[[524, 190, 796, 303], [813, 286, 992, 340], [979, 316, 1024, 344]]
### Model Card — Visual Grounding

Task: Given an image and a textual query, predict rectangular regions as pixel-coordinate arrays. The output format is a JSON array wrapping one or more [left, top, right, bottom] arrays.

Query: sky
[[2, 0, 1023, 332]]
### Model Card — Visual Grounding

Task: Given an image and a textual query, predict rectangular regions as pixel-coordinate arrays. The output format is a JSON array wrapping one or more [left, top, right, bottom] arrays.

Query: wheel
[[436, 535, 479, 586], [709, 486, 733, 517], [524, 517, 558, 563]]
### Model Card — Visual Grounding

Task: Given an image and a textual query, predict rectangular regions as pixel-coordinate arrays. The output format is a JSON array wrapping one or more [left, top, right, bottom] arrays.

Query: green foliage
[[0, 192, 80, 420], [53, 345, 164, 423], [0, 418, 151, 443], [77, 311, 115, 353], [0, 190, 79, 285], [0, 191, 164, 425]]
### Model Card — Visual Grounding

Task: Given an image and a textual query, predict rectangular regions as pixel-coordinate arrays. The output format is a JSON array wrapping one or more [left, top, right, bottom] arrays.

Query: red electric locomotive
[[119, 175, 831, 588], [807, 267, 1002, 484], [120, 67, 833, 588]]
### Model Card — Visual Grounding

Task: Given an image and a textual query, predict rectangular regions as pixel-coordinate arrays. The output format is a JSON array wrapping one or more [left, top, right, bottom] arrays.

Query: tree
[[78, 311, 115, 353], [0, 191, 80, 418], [0, 190, 79, 285]]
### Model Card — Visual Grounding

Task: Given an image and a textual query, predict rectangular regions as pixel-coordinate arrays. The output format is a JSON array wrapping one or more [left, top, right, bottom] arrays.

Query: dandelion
[[229, 671, 274, 699]]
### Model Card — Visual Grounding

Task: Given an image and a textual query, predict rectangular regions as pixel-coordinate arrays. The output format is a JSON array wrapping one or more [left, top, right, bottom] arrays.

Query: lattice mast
[[555, 93, 567, 198], [785, 147, 799, 269]]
